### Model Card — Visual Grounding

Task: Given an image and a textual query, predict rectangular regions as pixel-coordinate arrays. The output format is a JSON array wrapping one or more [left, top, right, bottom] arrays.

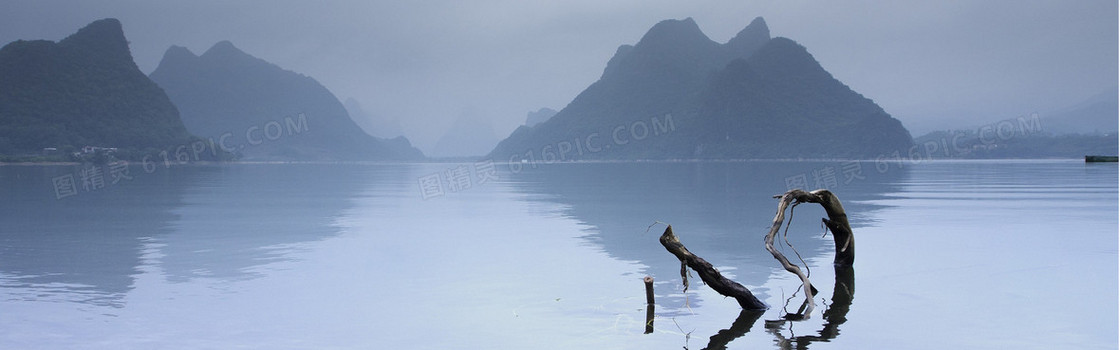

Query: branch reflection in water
[[647, 264, 854, 349], [765, 264, 855, 349]]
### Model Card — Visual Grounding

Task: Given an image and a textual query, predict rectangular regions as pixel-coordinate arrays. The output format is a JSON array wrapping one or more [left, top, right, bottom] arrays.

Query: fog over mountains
[[1041, 86, 1119, 135], [489, 17, 913, 160], [0, 14, 1112, 162], [149, 41, 423, 161], [1, 2, 1114, 150], [430, 108, 501, 158], [343, 98, 406, 140]]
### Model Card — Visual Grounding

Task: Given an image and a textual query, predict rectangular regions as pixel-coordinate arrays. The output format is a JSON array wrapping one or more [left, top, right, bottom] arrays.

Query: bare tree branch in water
[[762, 189, 856, 346], [658, 225, 768, 310], [653, 189, 857, 347], [765, 189, 856, 320]]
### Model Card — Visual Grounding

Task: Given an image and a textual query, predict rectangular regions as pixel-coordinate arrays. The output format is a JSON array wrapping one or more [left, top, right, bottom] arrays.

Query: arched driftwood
[[764, 189, 854, 318]]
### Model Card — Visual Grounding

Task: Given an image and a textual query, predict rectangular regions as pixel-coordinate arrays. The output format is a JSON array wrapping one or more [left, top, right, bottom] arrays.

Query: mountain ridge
[[488, 17, 913, 161], [0, 18, 199, 159], [150, 41, 423, 161]]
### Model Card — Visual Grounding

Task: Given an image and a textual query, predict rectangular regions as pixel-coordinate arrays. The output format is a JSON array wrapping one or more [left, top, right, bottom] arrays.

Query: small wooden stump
[[643, 276, 655, 305]]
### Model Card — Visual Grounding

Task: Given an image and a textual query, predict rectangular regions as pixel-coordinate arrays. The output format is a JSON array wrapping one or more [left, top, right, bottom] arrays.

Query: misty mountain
[[1041, 86, 1118, 135], [488, 17, 913, 160], [343, 97, 406, 139], [909, 86, 1118, 159], [150, 41, 423, 161], [430, 109, 501, 158], [914, 129, 1116, 158], [524, 108, 557, 127], [0, 18, 197, 158]]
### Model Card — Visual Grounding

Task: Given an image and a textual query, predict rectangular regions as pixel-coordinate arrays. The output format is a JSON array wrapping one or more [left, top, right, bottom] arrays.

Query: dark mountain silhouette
[[488, 17, 913, 160], [680, 37, 913, 158], [0, 18, 197, 159], [150, 41, 422, 161]]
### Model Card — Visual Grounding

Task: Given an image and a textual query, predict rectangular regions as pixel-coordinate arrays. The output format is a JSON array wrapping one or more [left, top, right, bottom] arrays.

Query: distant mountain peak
[[603, 17, 723, 81], [201, 40, 249, 59], [191, 40, 287, 74], [488, 16, 913, 160], [0, 18, 195, 156], [742, 17, 769, 36], [726, 17, 770, 58], [60, 18, 125, 45], [159, 45, 198, 64], [151, 41, 424, 160], [209, 40, 238, 52], [635, 17, 715, 51], [58, 18, 132, 64]]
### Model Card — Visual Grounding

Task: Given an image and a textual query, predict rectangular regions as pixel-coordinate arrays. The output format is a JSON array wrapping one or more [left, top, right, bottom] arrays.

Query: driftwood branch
[[777, 189, 855, 266], [659, 225, 767, 310], [653, 189, 854, 315], [765, 189, 856, 320], [765, 192, 817, 316]]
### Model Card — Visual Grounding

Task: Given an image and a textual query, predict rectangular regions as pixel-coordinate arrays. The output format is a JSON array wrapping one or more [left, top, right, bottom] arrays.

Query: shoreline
[[0, 157, 1096, 167], [0, 161, 82, 166]]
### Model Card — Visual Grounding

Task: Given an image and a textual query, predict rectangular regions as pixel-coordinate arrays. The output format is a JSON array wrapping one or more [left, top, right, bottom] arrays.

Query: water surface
[[0, 160, 1115, 349]]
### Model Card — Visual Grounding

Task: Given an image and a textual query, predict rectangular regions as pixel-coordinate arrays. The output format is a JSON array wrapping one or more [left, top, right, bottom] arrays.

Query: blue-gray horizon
[[1, 1, 1115, 153]]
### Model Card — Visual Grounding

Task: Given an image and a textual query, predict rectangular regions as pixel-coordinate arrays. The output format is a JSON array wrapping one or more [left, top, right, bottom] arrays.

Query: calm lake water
[[0, 160, 1116, 349]]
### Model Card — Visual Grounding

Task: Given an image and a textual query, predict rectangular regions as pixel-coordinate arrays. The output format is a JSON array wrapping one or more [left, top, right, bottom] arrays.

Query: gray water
[[0, 160, 1115, 349]]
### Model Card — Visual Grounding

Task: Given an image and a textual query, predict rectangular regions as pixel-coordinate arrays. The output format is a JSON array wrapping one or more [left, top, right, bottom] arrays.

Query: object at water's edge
[[643, 275, 655, 305], [1085, 155, 1118, 162], [643, 275, 655, 334]]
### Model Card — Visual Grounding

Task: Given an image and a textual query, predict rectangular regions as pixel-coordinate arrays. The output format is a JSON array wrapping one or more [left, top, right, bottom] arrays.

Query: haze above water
[[0, 160, 1116, 349]]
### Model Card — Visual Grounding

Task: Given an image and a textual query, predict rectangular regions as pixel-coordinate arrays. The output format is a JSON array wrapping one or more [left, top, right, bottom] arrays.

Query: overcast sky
[[2, 1, 1116, 151]]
